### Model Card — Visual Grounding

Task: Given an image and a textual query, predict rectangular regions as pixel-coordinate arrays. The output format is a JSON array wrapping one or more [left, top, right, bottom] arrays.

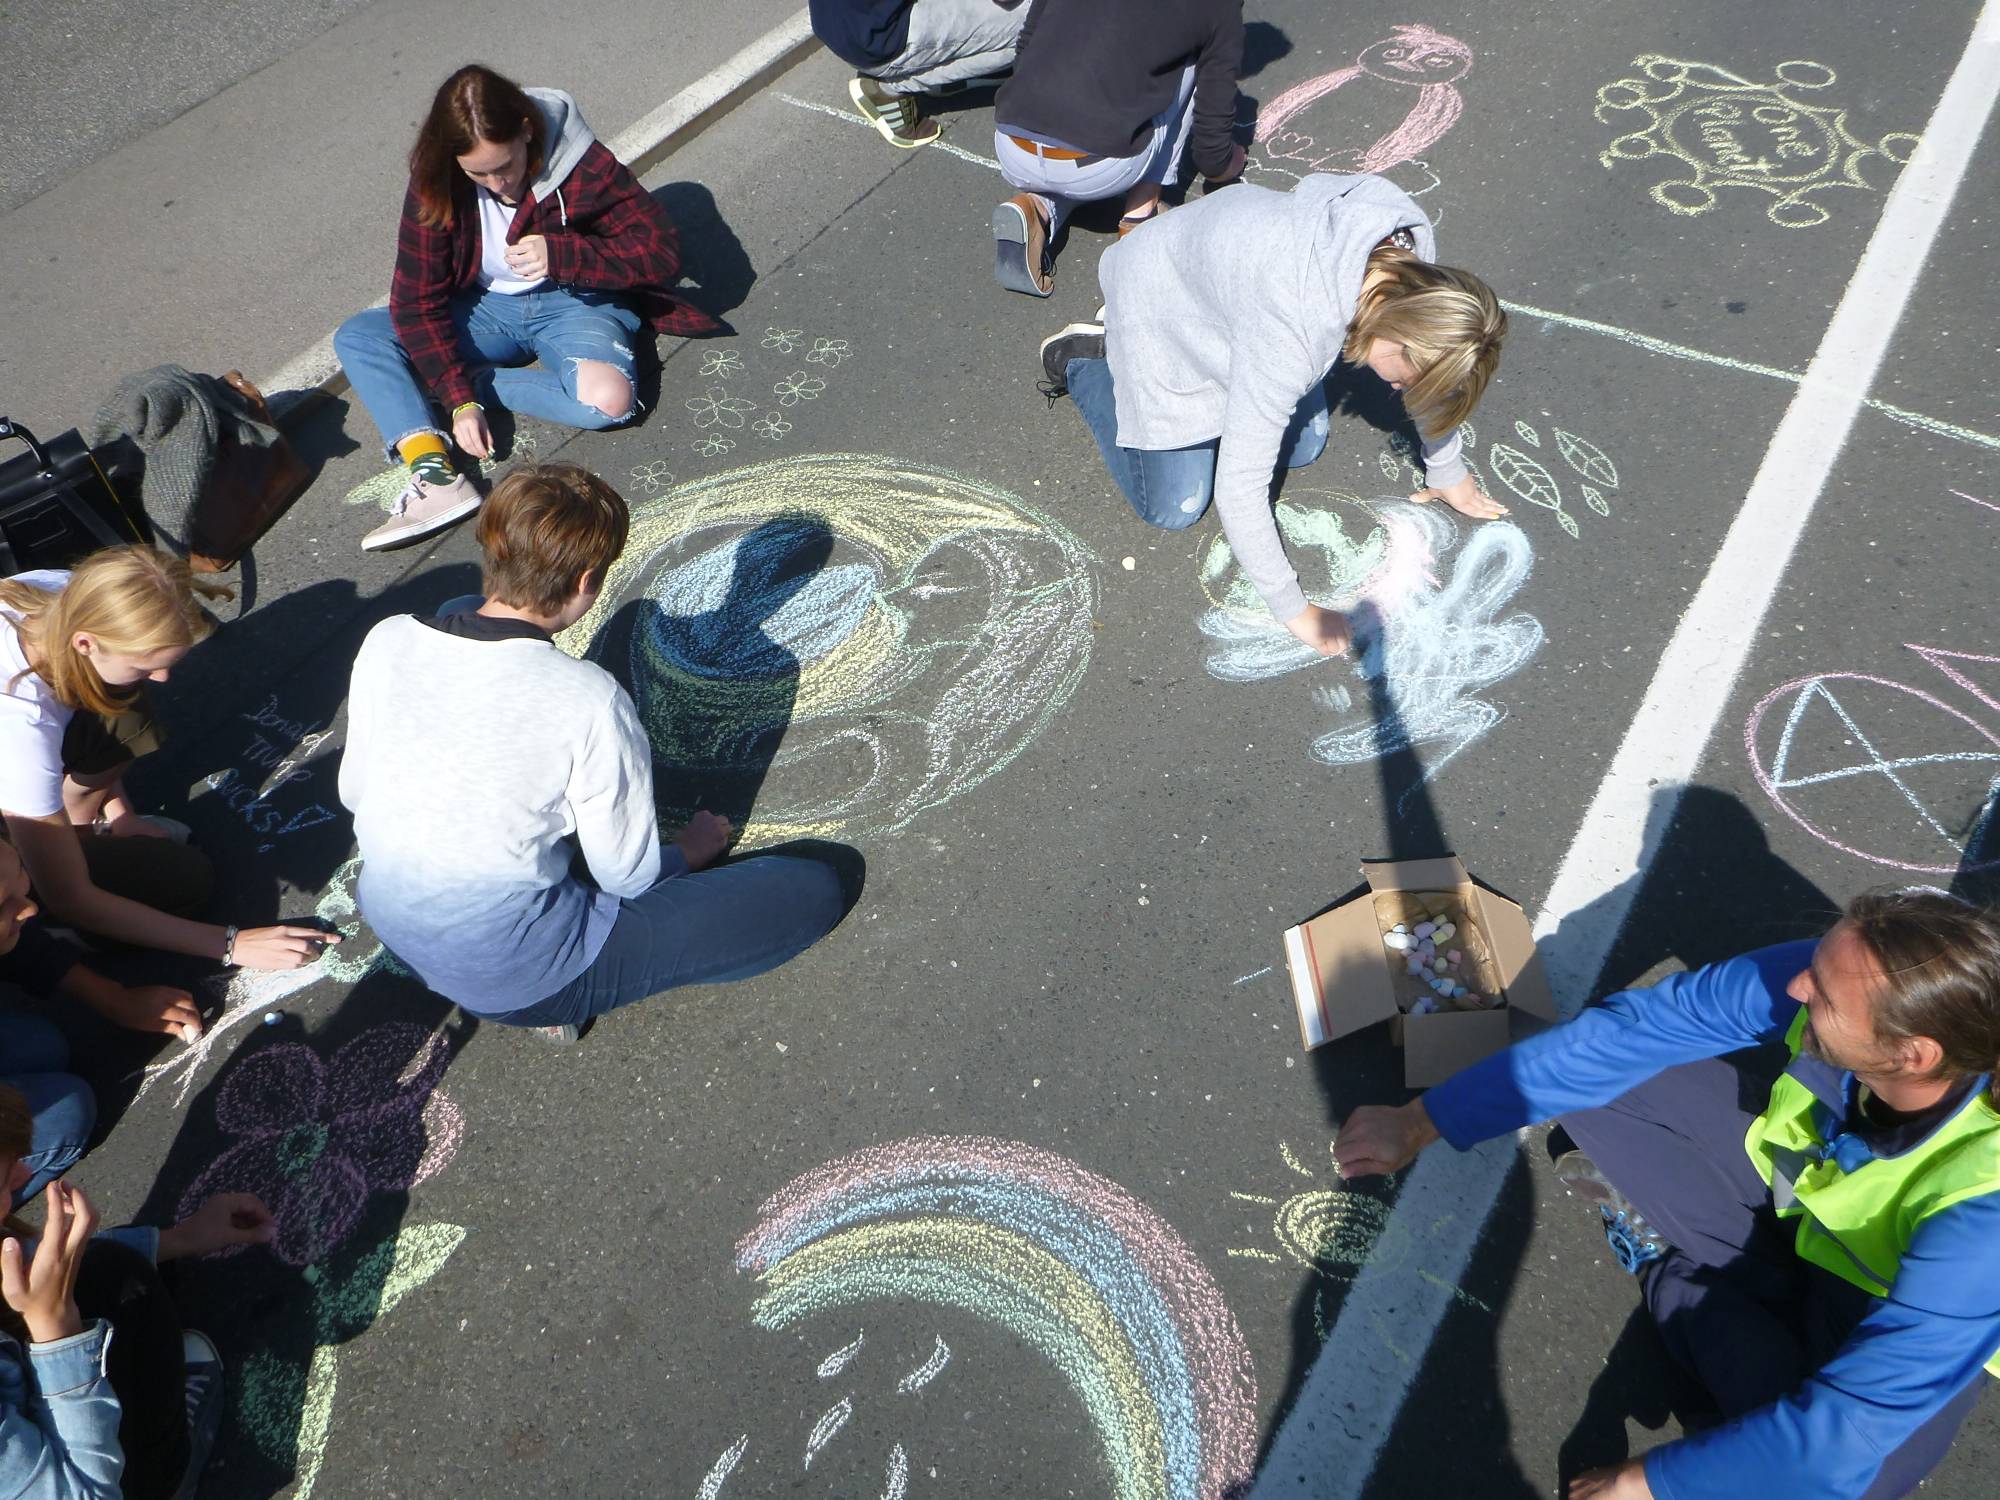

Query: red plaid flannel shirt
[[389, 141, 721, 413]]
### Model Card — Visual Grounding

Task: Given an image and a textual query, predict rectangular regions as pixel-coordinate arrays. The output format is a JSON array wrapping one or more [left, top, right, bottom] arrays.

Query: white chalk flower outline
[[687, 386, 758, 430], [752, 413, 792, 442], [804, 338, 852, 368], [700, 350, 745, 379], [773, 371, 826, 408], [694, 434, 737, 458], [762, 327, 806, 353]]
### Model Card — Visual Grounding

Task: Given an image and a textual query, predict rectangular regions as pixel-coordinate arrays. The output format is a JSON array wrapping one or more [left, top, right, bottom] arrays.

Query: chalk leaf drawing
[[1254, 23, 1471, 183], [687, 385, 758, 430], [558, 454, 1098, 843], [1229, 1142, 1488, 1350], [1746, 646, 2000, 874], [717, 1136, 1258, 1500], [1390, 417, 1623, 538], [1198, 496, 1543, 795], [1595, 57, 1918, 227], [176, 1021, 460, 1266]]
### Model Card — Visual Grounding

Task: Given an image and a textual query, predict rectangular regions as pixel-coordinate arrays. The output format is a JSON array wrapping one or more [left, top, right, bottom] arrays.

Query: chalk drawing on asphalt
[[687, 385, 758, 431], [701, 350, 745, 379], [1595, 56, 1919, 227], [559, 454, 1098, 843], [729, 1136, 1259, 1500], [1383, 416, 1623, 539], [817, 1330, 866, 1378], [341, 432, 537, 511], [753, 412, 792, 442], [1746, 650, 2000, 874], [806, 338, 853, 368], [1228, 1142, 1489, 1350], [695, 435, 736, 457], [1254, 24, 1472, 182], [774, 370, 827, 407], [698, 1436, 749, 1500], [1198, 496, 1543, 794], [762, 328, 806, 354], [898, 1335, 952, 1393], [629, 460, 675, 495], [803, 1397, 853, 1469], [1950, 489, 2000, 515]]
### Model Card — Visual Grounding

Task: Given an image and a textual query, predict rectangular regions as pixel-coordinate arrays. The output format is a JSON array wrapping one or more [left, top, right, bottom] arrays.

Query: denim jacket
[[0, 1228, 155, 1500]]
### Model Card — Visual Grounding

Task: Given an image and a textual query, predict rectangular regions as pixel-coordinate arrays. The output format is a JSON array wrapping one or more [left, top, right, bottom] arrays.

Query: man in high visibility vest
[[1337, 888, 2000, 1499]]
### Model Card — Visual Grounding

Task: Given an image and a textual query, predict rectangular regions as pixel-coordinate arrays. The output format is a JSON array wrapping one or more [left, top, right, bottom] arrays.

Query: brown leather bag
[[185, 371, 312, 573]]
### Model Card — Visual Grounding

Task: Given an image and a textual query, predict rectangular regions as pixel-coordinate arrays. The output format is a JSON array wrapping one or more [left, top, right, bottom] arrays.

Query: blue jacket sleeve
[[0, 1321, 126, 1499], [1423, 942, 1815, 1149], [1646, 1191, 2000, 1499]]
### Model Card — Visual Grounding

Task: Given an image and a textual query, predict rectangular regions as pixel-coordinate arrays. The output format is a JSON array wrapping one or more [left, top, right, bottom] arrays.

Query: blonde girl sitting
[[1, 547, 334, 971]]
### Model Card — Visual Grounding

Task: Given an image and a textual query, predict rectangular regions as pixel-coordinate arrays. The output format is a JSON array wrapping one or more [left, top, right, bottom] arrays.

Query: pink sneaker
[[361, 469, 482, 551]]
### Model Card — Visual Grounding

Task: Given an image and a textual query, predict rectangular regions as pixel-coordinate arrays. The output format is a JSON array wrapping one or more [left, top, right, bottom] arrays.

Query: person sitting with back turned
[[1335, 889, 2000, 1500], [987, 0, 1246, 296], [339, 463, 849, 1043], [811, 0, 1028, 148], [333, 64, 719, 553]]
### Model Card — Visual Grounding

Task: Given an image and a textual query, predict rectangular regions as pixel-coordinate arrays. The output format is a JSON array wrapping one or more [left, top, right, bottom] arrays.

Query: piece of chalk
[[1448, 948, 1462, 963], [1384, 931, 1411, 951], [1392, 923, 1407, 934], [1435, 921, 1456, 941], [1414, 922, 1435, 938], [262, 1012, 281, 1026]]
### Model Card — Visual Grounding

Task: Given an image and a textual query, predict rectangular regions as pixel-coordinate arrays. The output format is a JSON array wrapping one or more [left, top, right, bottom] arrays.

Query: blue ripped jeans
[[1065, 356, 1329, 529], [334, 287, 645, 458]]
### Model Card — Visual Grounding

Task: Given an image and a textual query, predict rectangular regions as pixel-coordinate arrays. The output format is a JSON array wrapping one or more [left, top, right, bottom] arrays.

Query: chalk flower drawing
[[774, 370, 827, 407], [752, 412, 792, 442], [1229, 1143, 1488, 1350], [695, 434, 737, 457], [762, 327, 806, 353], [629, 460, 675, 495], [1594, 56, 1918, 227], [687, 385, 758, 430], [1255, 23, 1472, 181], [176, 1021, 461, 1266], [1745, 646, 2000, 875], [701, 350, 745, 379], [1198, 496, 1543, 795], [558, 455, 1097, 843], [805, 337, 852, 368], [716, 1136, 1258, 1500]]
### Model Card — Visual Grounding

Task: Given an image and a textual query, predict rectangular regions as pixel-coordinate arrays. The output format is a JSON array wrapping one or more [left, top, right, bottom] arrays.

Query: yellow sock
[[397, 432, 449, 465]]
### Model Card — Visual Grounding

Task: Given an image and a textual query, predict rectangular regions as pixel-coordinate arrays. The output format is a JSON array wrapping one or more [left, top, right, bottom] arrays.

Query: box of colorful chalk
[[1281, 855, 1557, 1087]]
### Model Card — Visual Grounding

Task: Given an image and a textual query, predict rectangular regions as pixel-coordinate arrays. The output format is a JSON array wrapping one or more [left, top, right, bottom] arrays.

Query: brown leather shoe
[[992, 193, 1054, 297]]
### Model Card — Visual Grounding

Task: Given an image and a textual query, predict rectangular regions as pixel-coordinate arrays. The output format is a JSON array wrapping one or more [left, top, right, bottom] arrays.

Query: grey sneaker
[[1553, 1149, 1668, 1273], [1038, 323, 1106, 397], [361, 469, 482, 551], [849, 76, 940, 148], [174, 1330, 224, 1500]]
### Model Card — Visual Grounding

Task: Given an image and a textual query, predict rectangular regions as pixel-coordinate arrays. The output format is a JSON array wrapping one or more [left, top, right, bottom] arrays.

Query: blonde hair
[[1343, 245, 1507, 438], [1, 546, 231, 717]]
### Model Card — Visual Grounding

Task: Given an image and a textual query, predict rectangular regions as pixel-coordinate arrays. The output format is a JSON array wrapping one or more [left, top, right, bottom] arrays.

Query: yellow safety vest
[[1744, 1010, 2000, 1376]]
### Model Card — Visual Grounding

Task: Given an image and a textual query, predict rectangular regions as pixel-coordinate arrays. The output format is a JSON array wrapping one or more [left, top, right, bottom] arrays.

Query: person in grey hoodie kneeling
[[1038, 172, 1508, 658]]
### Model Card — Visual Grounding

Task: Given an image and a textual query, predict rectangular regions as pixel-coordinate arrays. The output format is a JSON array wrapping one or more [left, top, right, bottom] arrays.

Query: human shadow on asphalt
[[653, 181, 756, 330], [587, 513, 834, 837], [131, 970, 474, 1498]]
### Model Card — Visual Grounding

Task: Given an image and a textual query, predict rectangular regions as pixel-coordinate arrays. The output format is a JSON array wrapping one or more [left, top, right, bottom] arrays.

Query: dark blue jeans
[[491, 854, 847, 1028], [1, 1004, 96, 1207], [1560, 1053, 1986, 1498], [1064, 355, 1329, 530]]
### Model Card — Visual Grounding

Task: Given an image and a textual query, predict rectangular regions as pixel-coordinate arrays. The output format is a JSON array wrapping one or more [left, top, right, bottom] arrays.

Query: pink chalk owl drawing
[[1255, 24, 1473, 175]]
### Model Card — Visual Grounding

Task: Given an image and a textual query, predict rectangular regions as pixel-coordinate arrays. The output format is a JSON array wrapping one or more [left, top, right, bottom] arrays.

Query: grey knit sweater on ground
[[1098, 172, 1470, 622]]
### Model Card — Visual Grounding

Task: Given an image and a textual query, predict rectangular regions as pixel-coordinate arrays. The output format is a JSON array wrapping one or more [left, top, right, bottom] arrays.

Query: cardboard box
[[1283, 856, 1557, 1087]]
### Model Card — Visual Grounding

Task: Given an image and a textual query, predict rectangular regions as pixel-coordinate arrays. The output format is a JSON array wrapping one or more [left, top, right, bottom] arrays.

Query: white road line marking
[[1248, 7, 2000, 1496]]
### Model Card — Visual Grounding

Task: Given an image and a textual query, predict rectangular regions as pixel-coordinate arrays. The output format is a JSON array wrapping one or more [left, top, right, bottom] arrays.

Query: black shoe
[[1037, 323, 1106, 399], [174, 1331, 225, 1500]]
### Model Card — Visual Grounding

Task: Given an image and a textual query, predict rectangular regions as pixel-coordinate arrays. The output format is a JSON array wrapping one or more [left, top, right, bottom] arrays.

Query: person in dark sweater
[[810, 0, 1028, 149], [989, 0, 1245, 296]]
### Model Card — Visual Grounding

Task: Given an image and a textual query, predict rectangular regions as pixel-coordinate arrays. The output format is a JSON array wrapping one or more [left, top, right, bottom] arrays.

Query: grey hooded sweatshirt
[[525, 86, 597, 213], [1098, 172, 1469, 623]]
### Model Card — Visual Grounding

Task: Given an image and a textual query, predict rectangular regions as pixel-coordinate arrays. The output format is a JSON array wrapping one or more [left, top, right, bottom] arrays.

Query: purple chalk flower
[[178, 1022, 462, 1266]]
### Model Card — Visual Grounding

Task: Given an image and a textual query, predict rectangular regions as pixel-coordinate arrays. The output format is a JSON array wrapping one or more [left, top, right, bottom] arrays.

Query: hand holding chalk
[[115, 984, 205, 1043], [1410, 475, 1508, 520], [452, 403, 493, 461], [158, 1193, 278, 1261], [505, 233, 550, 280], [673, 810, 734, 872], [1333, 1098, 1440, 1180]]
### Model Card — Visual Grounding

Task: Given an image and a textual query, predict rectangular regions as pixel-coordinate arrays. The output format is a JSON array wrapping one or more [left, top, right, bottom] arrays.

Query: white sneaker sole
[[360, 492, 483, 551]]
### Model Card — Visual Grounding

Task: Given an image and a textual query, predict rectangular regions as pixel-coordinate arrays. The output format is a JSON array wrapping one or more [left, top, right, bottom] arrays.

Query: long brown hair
[[1343, 244, 1507, 438], [408, 64, 546, 230], [0, 1083, 33, 1344], [1846, 888, 2000, 1089], [2, 545, 230, 718]]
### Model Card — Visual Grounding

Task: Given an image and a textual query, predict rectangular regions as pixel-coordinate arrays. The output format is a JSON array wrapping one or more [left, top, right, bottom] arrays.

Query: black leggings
[[75, 1240, 188, 1500]]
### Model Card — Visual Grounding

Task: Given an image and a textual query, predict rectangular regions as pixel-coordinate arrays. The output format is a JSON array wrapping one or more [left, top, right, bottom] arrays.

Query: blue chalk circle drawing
[[559, 455, 1098, 841]]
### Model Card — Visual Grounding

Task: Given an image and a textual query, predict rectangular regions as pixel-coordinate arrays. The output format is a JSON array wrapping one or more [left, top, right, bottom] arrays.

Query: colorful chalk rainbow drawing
[[1746, 644, 2000, 874], [1197, 495, 1543, 793], [1227, 1142, 1489, 1356], [717, 1136, 1259, 1500], [1254, 24, 1472, 181], [559, 454, 1098, 842], [1594, 57, 1918, 228]]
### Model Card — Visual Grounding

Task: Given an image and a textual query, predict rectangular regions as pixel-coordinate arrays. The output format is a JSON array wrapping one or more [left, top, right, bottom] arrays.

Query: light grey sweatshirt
[[339, 615, 662, 1011], [1098, 172, 1469, 622]]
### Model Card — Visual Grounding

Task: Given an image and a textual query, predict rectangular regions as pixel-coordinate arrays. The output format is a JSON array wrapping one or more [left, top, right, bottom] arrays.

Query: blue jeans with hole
[[487, 854, 848, 1028], [1065, 356, 1329, 530], [334, 288, 645, 458], [1, 1004, 96, 1207]]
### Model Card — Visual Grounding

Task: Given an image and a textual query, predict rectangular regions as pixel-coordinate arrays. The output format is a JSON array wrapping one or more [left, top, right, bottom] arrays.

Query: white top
[[0, 570, 75, 818], [338, 613, 662, 1009], [476, 189, 546, 295]]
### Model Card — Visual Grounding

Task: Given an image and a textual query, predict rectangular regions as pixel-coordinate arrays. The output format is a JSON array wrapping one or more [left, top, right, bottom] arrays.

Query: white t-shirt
[[476, 189, 547, 295], [0, 570, 75, 818]]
